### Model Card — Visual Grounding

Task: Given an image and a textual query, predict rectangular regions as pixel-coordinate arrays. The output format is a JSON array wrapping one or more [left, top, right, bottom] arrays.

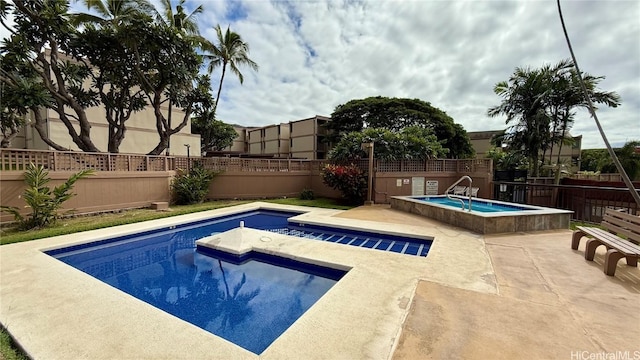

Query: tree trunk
[[0, 121, 20, 148], [212, 61, 228, 116], [31, 109, 69, 151]]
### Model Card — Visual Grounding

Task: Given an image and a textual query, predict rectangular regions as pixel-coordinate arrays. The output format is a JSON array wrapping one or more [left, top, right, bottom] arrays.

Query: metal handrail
[[446, 175, 473, 211]]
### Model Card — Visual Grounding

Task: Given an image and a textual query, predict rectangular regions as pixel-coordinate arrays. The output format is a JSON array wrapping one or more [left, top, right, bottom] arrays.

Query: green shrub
[[321, 163, 367, 205], [300, 188, 315, 200], [171, 164, 217, 205], [0, 164, 94, 230]]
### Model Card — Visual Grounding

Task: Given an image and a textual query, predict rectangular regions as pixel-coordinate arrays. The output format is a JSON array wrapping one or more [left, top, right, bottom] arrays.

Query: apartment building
[[288, 115, 331, 160], [12, 103, 199, 156], [218, 125, 254, 155], [10, 51, 200, 156], [247, 123, 291, 158], [217, 115, 331, 160], [468, 130, 582, 172]]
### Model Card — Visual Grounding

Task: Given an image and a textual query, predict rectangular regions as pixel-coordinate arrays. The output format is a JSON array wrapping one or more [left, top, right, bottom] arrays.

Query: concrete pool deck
[[1, 202, 639, 359]]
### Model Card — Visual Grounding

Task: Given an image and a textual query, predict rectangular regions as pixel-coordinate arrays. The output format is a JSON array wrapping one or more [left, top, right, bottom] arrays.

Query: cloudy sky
[[190, 0, 639, 149], [6, 0, 640, 149]]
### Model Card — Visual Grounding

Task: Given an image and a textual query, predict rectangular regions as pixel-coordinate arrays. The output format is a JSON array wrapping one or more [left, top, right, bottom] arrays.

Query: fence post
[[52, 151, 57, 171], [145, 156, 150, 171], [127, 155, 131, 171]]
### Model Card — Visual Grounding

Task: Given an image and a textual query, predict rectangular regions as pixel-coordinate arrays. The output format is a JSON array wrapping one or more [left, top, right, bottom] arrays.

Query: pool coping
[[391, 196, 573, 234], [0, 202, 498, 360], [392, 195, 574, 217]]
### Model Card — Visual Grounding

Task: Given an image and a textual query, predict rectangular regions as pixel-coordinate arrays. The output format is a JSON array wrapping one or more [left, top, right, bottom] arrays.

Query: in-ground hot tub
[[390, 195, 573, 234]]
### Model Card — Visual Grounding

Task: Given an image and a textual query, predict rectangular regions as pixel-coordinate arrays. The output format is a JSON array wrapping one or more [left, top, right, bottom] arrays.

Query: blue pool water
[[47, 209, 431, 353], [51, 235, 343, 354], [416, 196, 534, 212]]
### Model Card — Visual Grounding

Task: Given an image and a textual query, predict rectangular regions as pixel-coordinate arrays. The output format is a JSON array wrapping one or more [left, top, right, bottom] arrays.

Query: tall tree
[[191, 112, 238, 153], [2, 0, 100, 151], [488, 66, 549, 176], [327, 127, 446, 163], [583, 141, 640, 181], [0, 70, 53, 147], [152, 0, 203, 36], [204, 25, 258, 116], [542, 60, 620, 165], [71, 0, 153, 28], [70, 1, 156, 153], [151, 0, 205, 155], [327, 96, 474, 158], [488, 61, 620, 176], [70, 24, 149, 152], [128, 21, 213, 155]]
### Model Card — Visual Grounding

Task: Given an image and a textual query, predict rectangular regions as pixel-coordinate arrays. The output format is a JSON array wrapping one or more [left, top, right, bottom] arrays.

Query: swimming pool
[[391, 195, 572, 234], [46, 208, 431, 353], [50, 233, 345, 354], [1, 203, 443, 359], [416, 196, 533, 212]]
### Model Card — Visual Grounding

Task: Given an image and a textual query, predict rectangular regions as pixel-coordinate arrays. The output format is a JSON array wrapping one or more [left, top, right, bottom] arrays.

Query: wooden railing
[[0, 148, 492, 174], [1, 148, 171, 172]]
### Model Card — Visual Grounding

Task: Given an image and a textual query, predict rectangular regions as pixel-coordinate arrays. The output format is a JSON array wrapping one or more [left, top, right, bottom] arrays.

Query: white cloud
[[30, 0, 632, 149], [191, 0, 640, 149]]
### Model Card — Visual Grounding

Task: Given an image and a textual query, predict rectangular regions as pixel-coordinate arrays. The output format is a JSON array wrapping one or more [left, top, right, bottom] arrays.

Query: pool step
[[266, 227, 430, 257]]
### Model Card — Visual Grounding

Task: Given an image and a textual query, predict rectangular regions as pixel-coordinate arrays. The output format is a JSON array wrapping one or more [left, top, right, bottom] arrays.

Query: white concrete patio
[[1, 202, 638, 359]]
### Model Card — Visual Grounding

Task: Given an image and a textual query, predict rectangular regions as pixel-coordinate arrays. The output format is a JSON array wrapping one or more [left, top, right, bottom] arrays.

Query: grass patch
[[0, 198, 353, 245], [264, 197, 353, 210], [0, 327, 28, 360]]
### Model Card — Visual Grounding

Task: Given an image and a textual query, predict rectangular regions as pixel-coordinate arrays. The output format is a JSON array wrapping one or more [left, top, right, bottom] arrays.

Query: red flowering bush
[[321, 163, 367, 205]]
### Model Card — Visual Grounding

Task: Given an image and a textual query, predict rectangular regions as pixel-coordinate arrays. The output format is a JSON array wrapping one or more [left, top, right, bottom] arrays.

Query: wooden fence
[[0, 148, 495, 223], [0, 148, 492, 174]]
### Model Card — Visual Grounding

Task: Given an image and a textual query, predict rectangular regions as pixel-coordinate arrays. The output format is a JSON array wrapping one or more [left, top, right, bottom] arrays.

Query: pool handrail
[[446, 176, 473, 211]]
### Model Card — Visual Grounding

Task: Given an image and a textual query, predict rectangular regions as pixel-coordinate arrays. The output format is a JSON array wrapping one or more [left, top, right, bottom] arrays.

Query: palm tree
[[150, 0, 204, 156], [543, 60, 620, 166], [205, 25, 258, 116], [489, 60, 621, 177], [152, 0, 203, 36], [488, 66, 550, 176], [71, 0, 154, 28]]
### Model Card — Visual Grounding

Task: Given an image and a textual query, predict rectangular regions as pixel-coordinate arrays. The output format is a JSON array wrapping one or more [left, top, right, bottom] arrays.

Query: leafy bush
[[321, 163, 367, 205], [0, 164, 94, 230], [300, 188, 315, 200], [171, 164, 217, 205]]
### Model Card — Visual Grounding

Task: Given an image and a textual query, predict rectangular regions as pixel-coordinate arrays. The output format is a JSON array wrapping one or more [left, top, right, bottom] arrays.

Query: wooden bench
[[571, 208, 640, 276]]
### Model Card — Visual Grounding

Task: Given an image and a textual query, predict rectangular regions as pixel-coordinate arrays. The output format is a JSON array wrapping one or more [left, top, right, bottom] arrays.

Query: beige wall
[[246, 123, 291, 157], [288, 116, 330, 160], [207, 172, 310, 199], [291, 136, 314, 152], [248, 129, 261, 144], [373, 172, 492, 203], [249, 143, 261, 154], [291, 119, 315, 135], [217, 116, 329, 159], [0, 156, 493, 223], [0, 171, 172, 223], [225, 126, 249, 153], [264, 140, 279, 155]]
